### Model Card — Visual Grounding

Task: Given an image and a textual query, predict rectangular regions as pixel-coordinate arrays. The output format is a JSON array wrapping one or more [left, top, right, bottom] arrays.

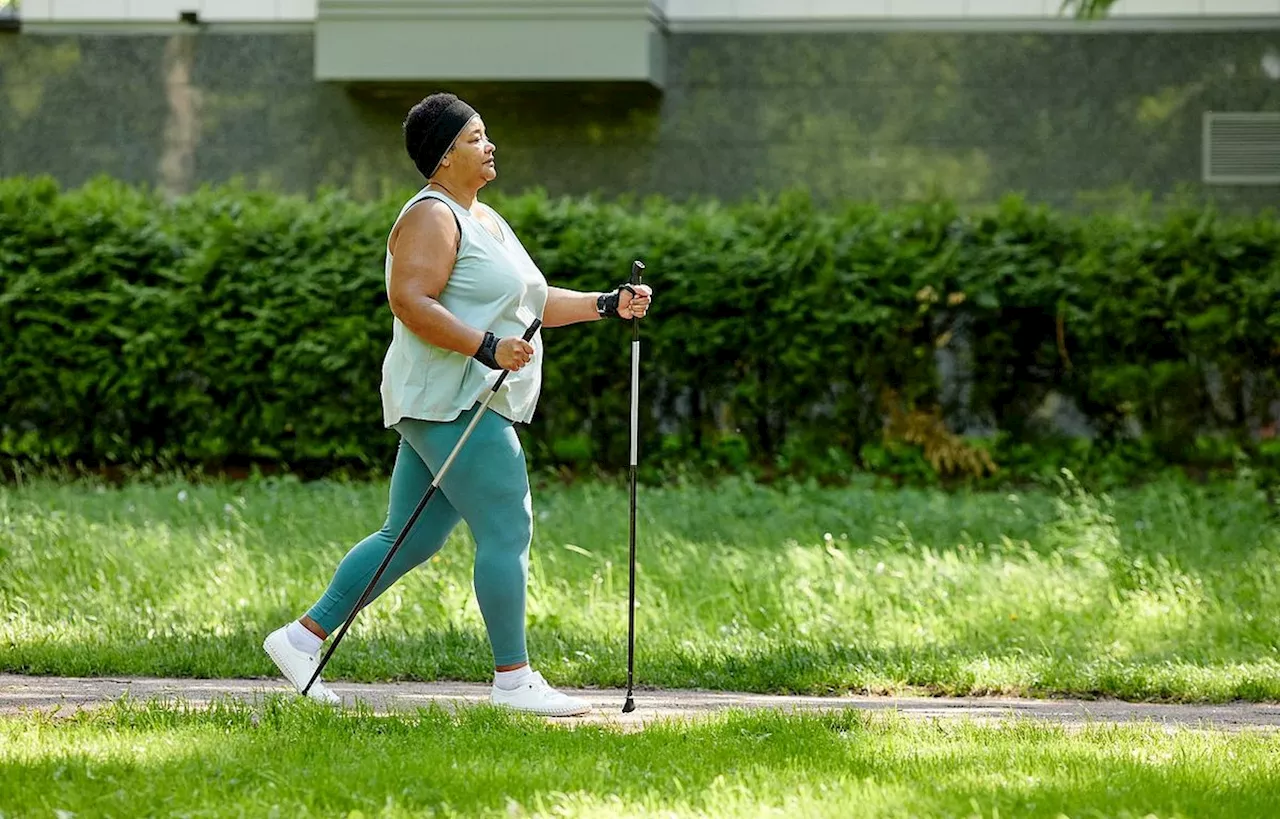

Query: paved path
[[3, 674, 1279, 731]]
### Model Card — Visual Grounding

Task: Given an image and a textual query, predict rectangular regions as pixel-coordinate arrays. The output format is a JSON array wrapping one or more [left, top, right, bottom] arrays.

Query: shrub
[[2, 176, 1277, 487]]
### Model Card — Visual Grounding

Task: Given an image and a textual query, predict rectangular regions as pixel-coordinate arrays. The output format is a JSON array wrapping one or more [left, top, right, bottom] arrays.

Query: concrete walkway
[[4, 674, 1280, 732]]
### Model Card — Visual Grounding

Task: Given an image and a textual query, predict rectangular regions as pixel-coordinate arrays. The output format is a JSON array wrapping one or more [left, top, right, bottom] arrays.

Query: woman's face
[[442, 115, 497, 184]]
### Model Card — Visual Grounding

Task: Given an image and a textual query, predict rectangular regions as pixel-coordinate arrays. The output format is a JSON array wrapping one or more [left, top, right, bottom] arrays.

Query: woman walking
[[263, 92, 653, 716]]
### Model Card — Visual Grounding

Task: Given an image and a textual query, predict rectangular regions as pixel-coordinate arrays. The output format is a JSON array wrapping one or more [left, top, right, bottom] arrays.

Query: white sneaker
[[490, 670, 591, 717], [263, 625, 342, 706]]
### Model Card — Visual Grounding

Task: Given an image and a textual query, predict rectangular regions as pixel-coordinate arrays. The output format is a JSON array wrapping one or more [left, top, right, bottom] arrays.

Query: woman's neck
[[428, 179, 478, 210]]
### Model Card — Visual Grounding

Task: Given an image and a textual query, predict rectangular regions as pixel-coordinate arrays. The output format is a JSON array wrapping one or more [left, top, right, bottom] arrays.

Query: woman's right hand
[[496, 337, 535, 371]]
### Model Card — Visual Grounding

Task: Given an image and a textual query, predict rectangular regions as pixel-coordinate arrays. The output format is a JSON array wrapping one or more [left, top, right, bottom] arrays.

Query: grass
[[1, 469, 1279, 701], [2, 698, 1278, 818]]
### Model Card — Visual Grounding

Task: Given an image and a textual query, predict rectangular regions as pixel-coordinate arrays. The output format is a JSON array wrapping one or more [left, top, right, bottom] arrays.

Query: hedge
[[2, 176, 1279, 486]]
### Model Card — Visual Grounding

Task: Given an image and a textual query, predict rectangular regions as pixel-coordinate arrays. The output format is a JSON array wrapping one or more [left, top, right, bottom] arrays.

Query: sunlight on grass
[[2, 470, 1279, 700], [1, 699, 1277, 818]]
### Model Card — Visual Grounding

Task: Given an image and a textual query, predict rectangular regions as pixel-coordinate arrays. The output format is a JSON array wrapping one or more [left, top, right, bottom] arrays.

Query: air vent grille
[[1203, 112, 1280, 186]]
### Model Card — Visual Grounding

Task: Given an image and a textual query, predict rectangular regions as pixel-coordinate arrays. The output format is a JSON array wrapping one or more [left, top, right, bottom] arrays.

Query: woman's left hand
[[618, 284, 653, 320]]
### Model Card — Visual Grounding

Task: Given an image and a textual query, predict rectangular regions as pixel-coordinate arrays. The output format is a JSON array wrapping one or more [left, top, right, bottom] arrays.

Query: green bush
[[2, 176, 1278, 487]]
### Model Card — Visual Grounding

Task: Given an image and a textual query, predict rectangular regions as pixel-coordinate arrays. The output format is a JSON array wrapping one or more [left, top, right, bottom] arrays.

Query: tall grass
[[2, 470, 1278, 701]]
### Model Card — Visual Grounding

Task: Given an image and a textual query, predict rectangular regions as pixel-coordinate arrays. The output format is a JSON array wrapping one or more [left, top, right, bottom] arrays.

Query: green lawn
[[2, 698, 1277, 819], [2, 470, 1278, 701]]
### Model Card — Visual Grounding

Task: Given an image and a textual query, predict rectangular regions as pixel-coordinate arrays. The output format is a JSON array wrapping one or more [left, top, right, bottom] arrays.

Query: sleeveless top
[[379, 188, 548, 427]]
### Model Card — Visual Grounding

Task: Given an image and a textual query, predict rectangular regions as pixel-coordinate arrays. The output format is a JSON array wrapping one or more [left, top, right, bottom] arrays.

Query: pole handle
[[629, 261, 643, 340]]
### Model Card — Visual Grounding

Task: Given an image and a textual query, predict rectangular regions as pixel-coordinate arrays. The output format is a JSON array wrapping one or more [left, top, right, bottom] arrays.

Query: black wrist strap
[[473, 331, 501, 369], [596, 284, 636, 320]]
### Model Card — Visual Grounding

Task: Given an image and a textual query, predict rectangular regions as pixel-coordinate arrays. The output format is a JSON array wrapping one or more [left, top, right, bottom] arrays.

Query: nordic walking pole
[[303, 317, 543, 697], [623, 259, 644, 713]]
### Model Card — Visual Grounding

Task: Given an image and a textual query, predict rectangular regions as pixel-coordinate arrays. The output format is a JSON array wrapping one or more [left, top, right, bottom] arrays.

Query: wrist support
[[596, 284, 637, 320], [473, 331, 501, 369]]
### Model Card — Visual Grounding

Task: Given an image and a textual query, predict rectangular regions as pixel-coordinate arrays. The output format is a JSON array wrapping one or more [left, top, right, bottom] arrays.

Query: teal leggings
[[306, 404, 533, 667]]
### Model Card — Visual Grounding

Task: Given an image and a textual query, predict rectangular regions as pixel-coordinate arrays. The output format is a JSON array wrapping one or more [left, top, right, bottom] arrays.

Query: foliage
[[1, 176, 1278, 487]]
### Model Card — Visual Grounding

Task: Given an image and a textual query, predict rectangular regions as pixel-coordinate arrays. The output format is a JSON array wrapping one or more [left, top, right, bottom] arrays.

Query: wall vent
[[1203, 112, 1280, 186]]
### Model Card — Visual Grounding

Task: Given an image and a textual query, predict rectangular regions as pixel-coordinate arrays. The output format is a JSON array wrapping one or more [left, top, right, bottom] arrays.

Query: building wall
[[666, 0, 1280, 17], [1, 28, 1277, 210], [15, 1, 316, 22], [14, 0, 1280, 21]]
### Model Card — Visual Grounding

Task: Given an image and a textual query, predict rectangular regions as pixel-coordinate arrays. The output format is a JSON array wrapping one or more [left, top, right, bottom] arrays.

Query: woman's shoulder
[[406, 188, 463, 214], [399, 195, 460, 229], [391, 195, 462, 254]]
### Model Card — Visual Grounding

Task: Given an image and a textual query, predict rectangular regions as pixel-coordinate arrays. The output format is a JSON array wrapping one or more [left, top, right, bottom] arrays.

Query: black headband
[[415, 98, 478, 178]]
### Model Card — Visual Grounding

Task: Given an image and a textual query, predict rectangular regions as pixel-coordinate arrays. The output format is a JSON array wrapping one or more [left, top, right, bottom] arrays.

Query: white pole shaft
[[630, 339, 640, 466]]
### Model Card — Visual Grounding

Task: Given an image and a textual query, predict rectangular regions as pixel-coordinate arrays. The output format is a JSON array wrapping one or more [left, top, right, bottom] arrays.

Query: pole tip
[[622, 696, 636, 713]]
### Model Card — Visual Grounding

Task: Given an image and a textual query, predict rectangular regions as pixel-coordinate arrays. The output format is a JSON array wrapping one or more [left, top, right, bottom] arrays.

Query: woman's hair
[[403, 92, 478, 179]]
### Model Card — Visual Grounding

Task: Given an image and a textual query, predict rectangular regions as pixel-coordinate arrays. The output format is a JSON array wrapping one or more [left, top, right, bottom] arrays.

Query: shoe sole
[[491, 699, 591, 717]]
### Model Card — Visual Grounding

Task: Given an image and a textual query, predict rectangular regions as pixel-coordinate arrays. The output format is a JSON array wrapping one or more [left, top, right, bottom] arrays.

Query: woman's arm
[[542, 287, 606, 328], [388, 200, 533, 370], [542, 284, 653, 328], [387, 200, 484, 355]]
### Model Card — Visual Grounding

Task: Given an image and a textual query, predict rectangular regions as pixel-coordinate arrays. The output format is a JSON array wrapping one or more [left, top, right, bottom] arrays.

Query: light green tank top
[[379, 188, 548, 427]]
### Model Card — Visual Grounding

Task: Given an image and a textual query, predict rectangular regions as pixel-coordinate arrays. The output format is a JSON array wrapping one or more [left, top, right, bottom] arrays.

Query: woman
[[263, 92, 653, 716]]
